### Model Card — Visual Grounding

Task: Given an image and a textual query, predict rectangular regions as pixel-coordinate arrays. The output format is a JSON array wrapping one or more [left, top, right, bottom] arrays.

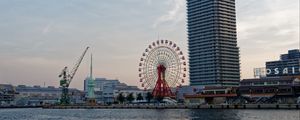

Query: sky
[[0, 0, 299, 90]]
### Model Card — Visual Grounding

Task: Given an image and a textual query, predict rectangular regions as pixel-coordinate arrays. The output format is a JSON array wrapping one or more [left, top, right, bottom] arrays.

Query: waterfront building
[[84, 78, 144, 104], [184, 86, 237, 104], [15, 85, 84, 105], [187, 0, 240, 87], [266, 49, 300, 77], [184, 76, 300, 104], [239, 76, 300, 104], [84, 78, 120, 103], [240, 76, 300, 95], [176, 86, 203, 102], [0, 84, 15, 105]]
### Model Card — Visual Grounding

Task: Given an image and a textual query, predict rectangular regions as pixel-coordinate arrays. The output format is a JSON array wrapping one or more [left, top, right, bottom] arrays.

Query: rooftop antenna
[[90, 53, 93, 79]]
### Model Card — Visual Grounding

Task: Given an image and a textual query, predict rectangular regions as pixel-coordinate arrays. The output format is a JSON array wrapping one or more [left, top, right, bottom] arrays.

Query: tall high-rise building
[[187, 0, 240, 86]]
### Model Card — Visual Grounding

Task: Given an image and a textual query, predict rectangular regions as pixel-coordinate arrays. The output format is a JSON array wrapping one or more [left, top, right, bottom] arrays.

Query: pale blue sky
[[0, 0, 299, 90]]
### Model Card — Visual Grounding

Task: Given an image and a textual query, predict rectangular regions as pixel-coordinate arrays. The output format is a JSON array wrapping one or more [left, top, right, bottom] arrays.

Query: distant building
[[15, 85, 83, 105], [0, 84, 16, 105], [84, 78, 119, 103], [84, 78, 144, 104], [266, 49, 300, 77], [187, 0, 240, 87]]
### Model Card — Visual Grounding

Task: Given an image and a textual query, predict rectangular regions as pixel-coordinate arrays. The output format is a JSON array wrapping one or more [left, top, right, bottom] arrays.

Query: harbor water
[[0, 108, 299, 120]]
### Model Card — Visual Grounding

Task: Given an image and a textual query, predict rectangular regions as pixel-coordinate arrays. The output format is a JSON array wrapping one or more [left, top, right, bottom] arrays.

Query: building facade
[[176, 85, 203, 102], [15, 85, 84, 105], [266, 49, 300, 77], [84, 78, 145, 104], [0, 84, 16, 105], [84, 78, 120, 103], [187, 0, 240, 86], [239, 76, 300, 104]]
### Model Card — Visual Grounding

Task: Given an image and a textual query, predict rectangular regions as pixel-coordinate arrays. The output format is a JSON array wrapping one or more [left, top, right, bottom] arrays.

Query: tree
[[117, 93, 125, 104], [126, 93, 135, 103], [136, 93, 144, 101], [145, 92, 153, 103]]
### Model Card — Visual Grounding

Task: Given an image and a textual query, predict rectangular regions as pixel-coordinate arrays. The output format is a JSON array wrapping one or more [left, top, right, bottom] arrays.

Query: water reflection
[[0, 108, 299, 120], [189, 109, 240, 120]]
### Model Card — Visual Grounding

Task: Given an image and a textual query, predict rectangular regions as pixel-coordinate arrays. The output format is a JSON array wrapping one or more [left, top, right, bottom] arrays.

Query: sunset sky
[[0, 0, 299, 90]]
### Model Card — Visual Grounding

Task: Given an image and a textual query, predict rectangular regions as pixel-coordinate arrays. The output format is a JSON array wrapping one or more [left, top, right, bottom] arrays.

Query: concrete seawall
[[0, 106, 42, 109], [42, 104, 300, 109]]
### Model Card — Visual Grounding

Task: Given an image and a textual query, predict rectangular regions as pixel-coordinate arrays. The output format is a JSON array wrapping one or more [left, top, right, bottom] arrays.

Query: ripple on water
[[0, 108, 299, 120]]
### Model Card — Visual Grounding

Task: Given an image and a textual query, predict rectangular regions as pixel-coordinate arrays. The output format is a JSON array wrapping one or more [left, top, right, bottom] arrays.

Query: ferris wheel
[[138, 40, 187, 97]]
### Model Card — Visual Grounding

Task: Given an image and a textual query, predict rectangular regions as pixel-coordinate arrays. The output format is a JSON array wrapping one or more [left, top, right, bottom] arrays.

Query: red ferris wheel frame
[[138, 40, 187, 98]]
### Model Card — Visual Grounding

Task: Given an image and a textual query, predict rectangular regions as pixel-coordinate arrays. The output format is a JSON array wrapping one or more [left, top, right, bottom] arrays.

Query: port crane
[[59, 47, 89, 105]]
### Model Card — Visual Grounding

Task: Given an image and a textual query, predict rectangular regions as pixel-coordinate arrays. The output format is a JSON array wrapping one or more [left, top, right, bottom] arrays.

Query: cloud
[[237, 0, 299, 50], [236, 0, 300, 78], [146, 0, 153, 5], [153, 0, 186, 28], [42, 23, 52, 35]]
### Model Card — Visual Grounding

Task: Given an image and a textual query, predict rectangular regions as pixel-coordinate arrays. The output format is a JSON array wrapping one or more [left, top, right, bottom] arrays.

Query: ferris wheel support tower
[[152, 64, 173, 98]]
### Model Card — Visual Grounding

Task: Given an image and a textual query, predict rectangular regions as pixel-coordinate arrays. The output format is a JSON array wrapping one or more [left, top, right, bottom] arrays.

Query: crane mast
[[59, 47, 89, 105]]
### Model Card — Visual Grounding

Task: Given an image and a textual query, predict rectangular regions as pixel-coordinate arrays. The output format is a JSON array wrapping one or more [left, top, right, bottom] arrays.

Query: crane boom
[[68, 46, 89, 86], [59, 46, 89, 105]]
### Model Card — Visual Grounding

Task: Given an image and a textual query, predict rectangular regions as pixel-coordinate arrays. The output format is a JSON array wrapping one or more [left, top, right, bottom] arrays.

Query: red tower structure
[[152, 64, 173, 98]]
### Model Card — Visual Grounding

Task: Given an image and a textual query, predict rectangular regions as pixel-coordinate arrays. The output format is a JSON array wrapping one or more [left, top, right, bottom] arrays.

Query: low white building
[[15, 85, 84, 105], [84, 77, 146, 104]]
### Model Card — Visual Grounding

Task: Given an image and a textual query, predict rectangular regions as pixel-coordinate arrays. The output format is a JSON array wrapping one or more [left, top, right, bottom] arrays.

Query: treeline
[[116, 92, 154, 104]]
